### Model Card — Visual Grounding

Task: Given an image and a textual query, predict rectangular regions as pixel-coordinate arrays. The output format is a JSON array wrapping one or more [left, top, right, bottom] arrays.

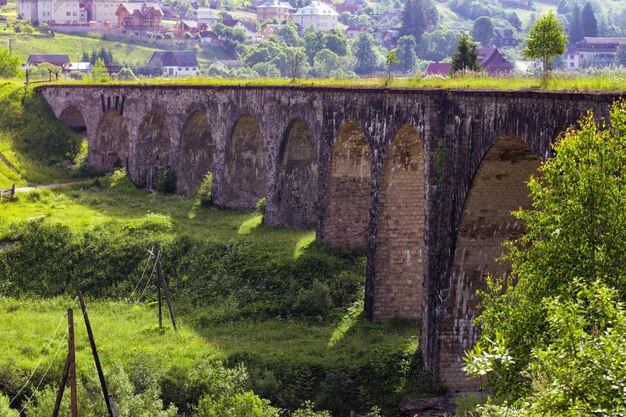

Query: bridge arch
[[222, 114, 266, 210], [372, 124, 425, 320], [439, 136, 541, 390], [324, 119, 371, 248], [275, 118, 318, 229], [135, 109, 172, 187], [58, 105, 87, 135], [92, 110, 130, 171], [177, 111, 213, 195]]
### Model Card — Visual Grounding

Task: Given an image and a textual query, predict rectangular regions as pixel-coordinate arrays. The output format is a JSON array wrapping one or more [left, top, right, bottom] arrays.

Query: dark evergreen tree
[[396, 35, 417, 72], [81, 51, 89, 62], [400, 0, 427, 44], [569, 4, 585, 43], [582, 2, 598, 37], [324, 29, 348, 56], [450, 33, 480, 74], [473, 16, 494, 47], [89, 49, 97, 65], [353, 32, 377, 74]]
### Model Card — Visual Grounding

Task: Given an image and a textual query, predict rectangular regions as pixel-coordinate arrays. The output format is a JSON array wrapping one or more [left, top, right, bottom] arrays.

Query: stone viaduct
[[36, 84, 623, 391]]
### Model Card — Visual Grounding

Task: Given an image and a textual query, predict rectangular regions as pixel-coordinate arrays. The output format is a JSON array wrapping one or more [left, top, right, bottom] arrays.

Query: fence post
[[11, 184, 15, 198]]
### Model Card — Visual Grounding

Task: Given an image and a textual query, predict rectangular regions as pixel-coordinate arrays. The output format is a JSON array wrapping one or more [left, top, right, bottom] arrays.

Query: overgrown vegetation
[[464, 101, 626, 415]]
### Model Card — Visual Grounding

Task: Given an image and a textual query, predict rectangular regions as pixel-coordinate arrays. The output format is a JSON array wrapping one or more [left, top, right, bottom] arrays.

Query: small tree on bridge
[[523, 11, 567, 79]]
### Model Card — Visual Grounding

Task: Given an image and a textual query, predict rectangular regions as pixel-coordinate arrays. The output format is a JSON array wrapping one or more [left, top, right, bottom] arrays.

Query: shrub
[[155, 165, 176, 194], [293, 280, 333, 317], [256, 197, 266, 215], [155, 34, 164, 40]]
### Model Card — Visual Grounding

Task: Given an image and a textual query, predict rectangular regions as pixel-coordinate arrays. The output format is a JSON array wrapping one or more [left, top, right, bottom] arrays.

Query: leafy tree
[[324, 29, 347, 56], [507, 12, 522, 31], [417, 28, 460, 61], [569, 3, 584, 43], [304, 26, 325, 65], [582, 1, 598, 37], [450, 33, 480, 74], [396, 35, 417, 72], [472, 16, 494, 47], [523, 11, 567, 75], [399, 0, 428, 44], [385, 49, 398, 78], [117, 67, 136, 80], [0, 47, 21, 78], [90, 58, 109, 81], [275, 23, 300, 47], [313, 49, 342, 77], [466, 100, 626, 410], [352, 32, 377, 75]]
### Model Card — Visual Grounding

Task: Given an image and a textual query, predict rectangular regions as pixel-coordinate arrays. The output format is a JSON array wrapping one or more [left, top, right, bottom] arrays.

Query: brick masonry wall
[[437, 137, 541, 390], [37, 85, 624, 391], [373, 124, 425, 320]]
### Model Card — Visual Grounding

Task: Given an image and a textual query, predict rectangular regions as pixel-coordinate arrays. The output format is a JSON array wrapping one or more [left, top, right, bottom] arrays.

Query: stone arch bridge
[[37, 84, 623, 390]]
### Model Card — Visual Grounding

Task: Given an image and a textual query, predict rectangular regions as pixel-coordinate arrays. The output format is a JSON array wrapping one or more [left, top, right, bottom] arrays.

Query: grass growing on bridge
[[48, 68, 626, 93]]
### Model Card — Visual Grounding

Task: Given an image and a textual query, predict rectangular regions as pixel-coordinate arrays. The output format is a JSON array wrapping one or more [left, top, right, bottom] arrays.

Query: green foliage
[[472, 16, 494, 47], [353, 32, 378, 75], [324, 29, 347, 57], [0, 47, 20, 78], [399, 0, 431, 44], [256, 197, 266, 214], [155, 164, 177, 194], [291, 401, 331, 417], [523, 11, 567, 74], [582, 2, 598, 37], [396, 35, 417, 73], [450, 33, 480, 74], [117, 67, 137, 80], [569, 4, 584, 43], [454, 393, 484, 417], [616, 43, 626, 66], [0, 82, 81, 165], [304, 26, 325, 66], [293, 279, 333, 317], [90, 57, 109, 81], [467, 100, 626, 404], [417, 28, 460, 62], [276, 23, 301, 47]]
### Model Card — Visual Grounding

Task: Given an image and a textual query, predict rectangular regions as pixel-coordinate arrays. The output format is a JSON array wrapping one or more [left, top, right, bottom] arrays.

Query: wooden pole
[[156, 247, 162, 329], [155, 246, 177, 331], [68, 308, 78, 417], [52, 354, 71, 417], [78, 292, 115, 417]]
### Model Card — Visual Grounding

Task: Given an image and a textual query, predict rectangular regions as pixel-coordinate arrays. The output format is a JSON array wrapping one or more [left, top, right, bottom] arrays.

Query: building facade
[[564, 37, 626, 70], [255, 0, 294, 22], [291, 1, 338, 32]]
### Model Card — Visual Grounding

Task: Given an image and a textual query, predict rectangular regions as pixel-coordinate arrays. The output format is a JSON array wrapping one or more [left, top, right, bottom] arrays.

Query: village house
[[27, 53, 71, 68], [147, 50, 199, 77], [494, 28, 518, 48], [255, 0, 294, 23], [564, 37, 626, 70], [344, 24, 367, 39], [336, 0, 362, 14], [176, 20, 209, 37], [115, 2, 163, 32], [17, 0, 118, 26], [199, 30, 220, 45], [222, 19, 259, 42], [425, 47, 513, 76], [259, 23, 280, 39], [291, 1, 338, 32], [193, 8, 220, 26]]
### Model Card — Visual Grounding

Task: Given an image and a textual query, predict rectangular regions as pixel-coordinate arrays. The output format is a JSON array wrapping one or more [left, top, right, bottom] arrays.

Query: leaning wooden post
[[155, 244, 177, 331], [155, 247, 163, 329], [68, 308, 78, 417], [78, 292, 116, 417], [51, 354, 71, 417]]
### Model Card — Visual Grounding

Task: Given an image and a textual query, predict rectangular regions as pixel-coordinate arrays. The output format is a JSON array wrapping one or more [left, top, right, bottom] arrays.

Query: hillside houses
[[115, 2, 162, 31], [291, 1, 338, 32], [564, 37, 626, 70]]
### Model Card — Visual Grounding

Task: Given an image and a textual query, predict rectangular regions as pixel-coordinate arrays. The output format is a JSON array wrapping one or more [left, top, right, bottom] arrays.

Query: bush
[[155, 34, 164, 40], [293, 280, 333, 317], [155, 165, 176, 194]]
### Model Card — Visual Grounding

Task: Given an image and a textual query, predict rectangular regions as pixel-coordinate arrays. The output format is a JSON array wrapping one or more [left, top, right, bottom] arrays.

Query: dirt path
[[14, 179, 93, 193], [0, 152, 20, 174]]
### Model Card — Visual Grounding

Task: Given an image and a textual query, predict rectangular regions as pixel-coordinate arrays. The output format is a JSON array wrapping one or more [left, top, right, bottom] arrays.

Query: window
[[185, 68, 189, 70], [67, 11, 71, 15], [178, 67, 182, 70]]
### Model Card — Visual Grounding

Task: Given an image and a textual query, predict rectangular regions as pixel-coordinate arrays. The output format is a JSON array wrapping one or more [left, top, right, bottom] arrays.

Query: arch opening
[[439, 136, 541, 390], [222, 114, 266, 210], [178, 111, 213, 195], [58, 106, 87, 135], [275, 118, 318, 228], [373, 124, 425, 320], [136, 110, 172, 189], [93, 110, 130, 171], [324, 119, 370, 248]]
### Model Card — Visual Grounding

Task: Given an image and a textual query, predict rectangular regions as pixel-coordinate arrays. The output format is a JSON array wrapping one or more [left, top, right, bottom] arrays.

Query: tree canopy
[[466, 99, 626, 415], [472, 16, 494, 47], [353, 32, 378, 75], [523, 11, 567, 74], [0, 47, 21, 79], [582, 1, 598, 37], [450, 33, 480, 74]]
